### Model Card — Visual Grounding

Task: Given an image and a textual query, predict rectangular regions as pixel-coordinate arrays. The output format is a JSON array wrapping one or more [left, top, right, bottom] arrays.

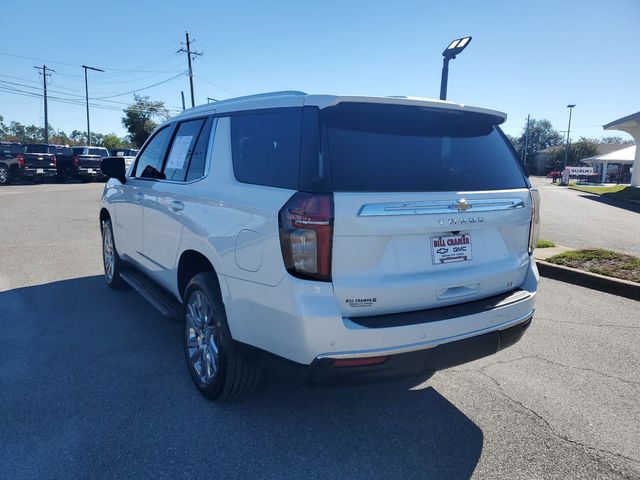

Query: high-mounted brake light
[[279, 191, 333, 281], [528, 188, 541, 254]]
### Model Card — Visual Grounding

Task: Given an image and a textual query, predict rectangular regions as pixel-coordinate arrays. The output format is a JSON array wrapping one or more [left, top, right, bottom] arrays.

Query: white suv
[[100, 91, 540, 400]]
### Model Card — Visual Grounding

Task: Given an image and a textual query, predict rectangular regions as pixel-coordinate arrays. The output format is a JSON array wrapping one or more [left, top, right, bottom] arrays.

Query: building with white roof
[[603, 112, 640, 186], [581, 145, 636, 183]]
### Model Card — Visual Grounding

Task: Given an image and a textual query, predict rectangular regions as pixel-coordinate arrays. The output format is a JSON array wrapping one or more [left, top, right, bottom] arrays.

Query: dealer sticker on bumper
[[431, 233, 472, 264]]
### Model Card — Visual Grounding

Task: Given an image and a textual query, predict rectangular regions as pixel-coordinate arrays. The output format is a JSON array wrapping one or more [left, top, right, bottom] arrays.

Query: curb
[[536, 260, 640, 301]]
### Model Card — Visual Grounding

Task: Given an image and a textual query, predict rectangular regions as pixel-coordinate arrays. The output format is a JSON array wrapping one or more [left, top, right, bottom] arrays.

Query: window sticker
[[166, 135, 193, 170]]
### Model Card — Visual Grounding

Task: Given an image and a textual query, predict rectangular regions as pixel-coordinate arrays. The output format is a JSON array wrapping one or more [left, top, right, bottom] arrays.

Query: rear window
[[1, 144, 23, 154], [89, 148, 109, 157], [72, 147, 85, 155], [25, 144, 49, 154], [321, 103, 527, 192], [230, 109, 302, 189]]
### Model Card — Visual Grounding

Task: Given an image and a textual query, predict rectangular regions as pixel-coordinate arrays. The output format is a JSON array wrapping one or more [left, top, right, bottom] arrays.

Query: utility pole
[[178, 31, 203, 108], [82, 65, 105, 146], [181, 91, 186, 110], [564, 104, 576, 169], [523, 114, 531, 166], [34, 65, 55, 144]]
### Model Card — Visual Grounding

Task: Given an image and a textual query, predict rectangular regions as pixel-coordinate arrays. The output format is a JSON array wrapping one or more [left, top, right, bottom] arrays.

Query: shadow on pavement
[[0, 276, 483, 479], [575, 192, 640, 214]]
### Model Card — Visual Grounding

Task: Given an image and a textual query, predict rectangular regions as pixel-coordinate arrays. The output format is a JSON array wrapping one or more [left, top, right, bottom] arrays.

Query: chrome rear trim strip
[[358, 197, 526, 217]]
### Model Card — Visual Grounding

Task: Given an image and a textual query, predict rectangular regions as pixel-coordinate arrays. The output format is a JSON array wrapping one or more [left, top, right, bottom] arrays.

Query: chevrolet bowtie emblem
[[453, 199, 472, 212]]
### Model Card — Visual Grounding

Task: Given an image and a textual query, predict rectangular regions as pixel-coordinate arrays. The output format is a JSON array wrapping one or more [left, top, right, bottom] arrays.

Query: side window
[[134, 126, 172, 179], [185, 117, 214, 181], [230, 109, 302, 189], [163, 119, 205, 181]]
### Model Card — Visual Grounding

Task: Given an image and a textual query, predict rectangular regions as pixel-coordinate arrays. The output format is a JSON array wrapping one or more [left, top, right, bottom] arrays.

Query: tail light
[[528, 188, 541, 254], [72, 156, 79, 167], [279, 191, 333, 281], [51, 155, 57, 167], [17, 154, 25, 167]]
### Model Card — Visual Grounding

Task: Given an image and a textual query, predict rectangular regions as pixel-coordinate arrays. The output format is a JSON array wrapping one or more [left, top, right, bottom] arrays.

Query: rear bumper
[[77, 167, 103, 179], [224, 256, 539, 367], [237, 315, 532, 385], [17, 168, 56, 178]]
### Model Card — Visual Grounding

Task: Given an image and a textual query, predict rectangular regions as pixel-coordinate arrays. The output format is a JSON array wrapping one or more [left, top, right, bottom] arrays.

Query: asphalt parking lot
[[530, 176, 640, 257], [1, 183, 639, 479]]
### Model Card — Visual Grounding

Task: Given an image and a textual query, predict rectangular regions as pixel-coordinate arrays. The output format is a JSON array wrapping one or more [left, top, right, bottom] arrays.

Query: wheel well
[[100, 208, 110, 222], [177, 250, 215, 299]]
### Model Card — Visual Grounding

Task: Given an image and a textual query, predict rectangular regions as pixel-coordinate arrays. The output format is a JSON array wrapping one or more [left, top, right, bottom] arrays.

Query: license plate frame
[[36, 168, 44, 174], [431, 233, 473, 265]]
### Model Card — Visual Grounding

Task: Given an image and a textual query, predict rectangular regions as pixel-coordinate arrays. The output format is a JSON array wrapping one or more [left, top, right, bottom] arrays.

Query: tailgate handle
[[437, 284, 480, 300]]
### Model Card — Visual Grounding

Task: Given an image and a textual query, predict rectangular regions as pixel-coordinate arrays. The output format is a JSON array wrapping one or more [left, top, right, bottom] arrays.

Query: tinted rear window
[[321, 103, 527, 192], [89, 148, 109, 157], [25, 144, 49, 154], [230, 109, 302, 189], [1, 144, 23, 154], [72, 147, 85, 155]]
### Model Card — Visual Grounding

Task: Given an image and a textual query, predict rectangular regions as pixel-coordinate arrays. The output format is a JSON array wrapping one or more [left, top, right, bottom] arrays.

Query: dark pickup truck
[[71, 146, 110, 181], [22, 144, 60, 182], [0, 141, 25, 185]]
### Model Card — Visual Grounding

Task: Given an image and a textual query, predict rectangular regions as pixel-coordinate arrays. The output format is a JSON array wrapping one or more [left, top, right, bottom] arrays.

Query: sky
[[1, 0, 639, 142]]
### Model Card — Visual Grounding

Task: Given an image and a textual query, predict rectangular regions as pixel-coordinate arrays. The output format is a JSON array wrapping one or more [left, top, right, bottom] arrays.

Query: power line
[[0, 51, 184, 77], [0, 79, 182, 109], [93, 73, 186, 99], [0, 85, 182, 113]]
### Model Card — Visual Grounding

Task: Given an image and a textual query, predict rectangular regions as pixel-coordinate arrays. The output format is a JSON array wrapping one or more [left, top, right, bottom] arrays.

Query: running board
[[120, 269, 183, 321]]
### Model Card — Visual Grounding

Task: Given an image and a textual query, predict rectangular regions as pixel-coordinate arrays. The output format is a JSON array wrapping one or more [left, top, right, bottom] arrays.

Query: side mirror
[[101, 157, 127, 183]]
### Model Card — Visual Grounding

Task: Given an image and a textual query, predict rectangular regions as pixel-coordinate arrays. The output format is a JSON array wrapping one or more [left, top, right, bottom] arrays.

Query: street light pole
[[82, 65, 105, 146], [439, 36, 472, 101], [439, 57, 450, 101], [563, 104, 576, 169]]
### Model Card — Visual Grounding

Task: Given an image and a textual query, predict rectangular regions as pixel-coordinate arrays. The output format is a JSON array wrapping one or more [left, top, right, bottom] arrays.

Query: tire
[[183, 272, 261, 400], [101, 218, 125, 289], [0, 165, 11, 185]]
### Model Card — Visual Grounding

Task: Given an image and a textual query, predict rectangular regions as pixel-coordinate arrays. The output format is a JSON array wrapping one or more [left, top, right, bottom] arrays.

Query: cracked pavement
[[0, 183, 639, 479]]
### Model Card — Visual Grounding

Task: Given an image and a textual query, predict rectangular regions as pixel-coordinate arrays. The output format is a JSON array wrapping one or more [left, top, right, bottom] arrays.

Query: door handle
[[133, 192, 144, 201], [170, 200, 184, 212]]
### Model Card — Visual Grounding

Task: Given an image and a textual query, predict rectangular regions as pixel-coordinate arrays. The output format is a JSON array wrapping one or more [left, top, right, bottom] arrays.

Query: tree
[[102, 133, 129, 151], [545, 137, 599, 169], [122, 95, 169, 147], [512, 119, 564, 166], [599, 136, 635, 145]]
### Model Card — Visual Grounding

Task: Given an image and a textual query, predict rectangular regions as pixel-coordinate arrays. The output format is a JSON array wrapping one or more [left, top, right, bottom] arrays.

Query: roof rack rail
[[208, 90, 307, 106]]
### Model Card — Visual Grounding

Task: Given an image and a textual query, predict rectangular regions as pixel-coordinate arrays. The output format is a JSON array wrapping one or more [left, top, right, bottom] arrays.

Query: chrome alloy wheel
[[102, 222, 115, 282], [186, 291, 220, 384]]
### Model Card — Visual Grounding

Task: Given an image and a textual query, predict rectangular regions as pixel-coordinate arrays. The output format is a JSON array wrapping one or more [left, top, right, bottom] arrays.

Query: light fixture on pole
[[439, 36, 472, 101], [563, 104, 576, 169], [82, 65, 105, 146]]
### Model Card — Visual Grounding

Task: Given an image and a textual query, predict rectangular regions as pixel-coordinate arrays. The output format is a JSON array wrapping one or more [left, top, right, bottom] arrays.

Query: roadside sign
[[566, 166, 595, 176], [560, 170, 570, 185]]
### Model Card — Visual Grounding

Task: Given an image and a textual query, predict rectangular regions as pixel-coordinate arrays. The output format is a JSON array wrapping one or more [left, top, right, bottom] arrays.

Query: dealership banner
[[565, 166, 596, 176]]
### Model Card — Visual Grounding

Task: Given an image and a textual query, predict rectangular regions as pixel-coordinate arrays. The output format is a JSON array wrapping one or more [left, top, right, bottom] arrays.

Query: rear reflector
[[333, 356, 389, 368]]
